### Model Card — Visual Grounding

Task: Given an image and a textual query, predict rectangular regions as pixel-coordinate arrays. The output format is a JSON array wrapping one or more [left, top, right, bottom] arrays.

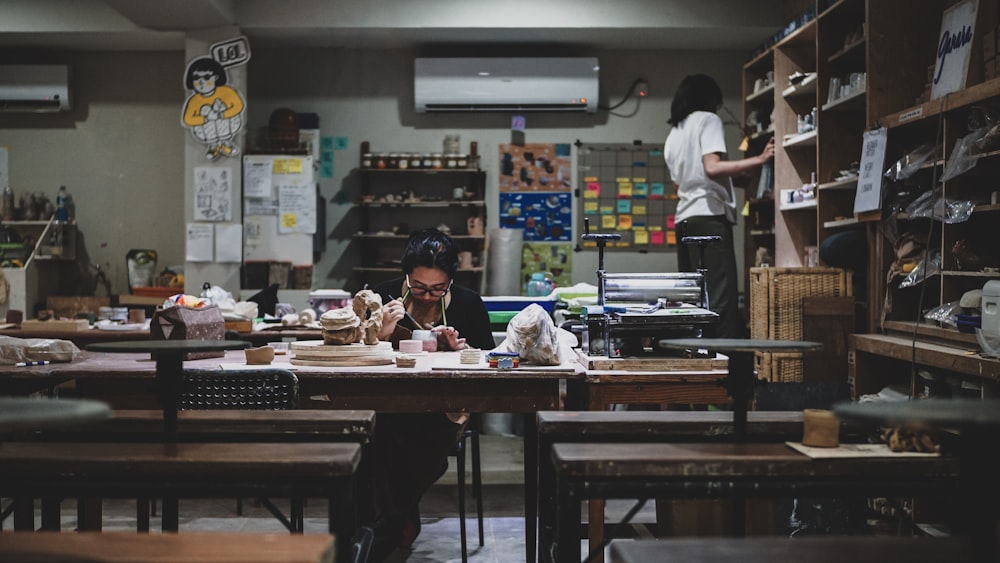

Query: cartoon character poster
[[181, 37, 251, 161]]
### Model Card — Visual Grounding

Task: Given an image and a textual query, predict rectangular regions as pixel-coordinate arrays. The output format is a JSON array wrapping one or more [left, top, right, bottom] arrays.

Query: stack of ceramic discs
[[289, 340, 395, 366], [460, 348, 482, 364], [394, 353, 418, 368]]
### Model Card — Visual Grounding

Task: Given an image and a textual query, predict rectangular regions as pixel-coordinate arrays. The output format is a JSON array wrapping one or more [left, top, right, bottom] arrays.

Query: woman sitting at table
[[370, 227, 494, 559]]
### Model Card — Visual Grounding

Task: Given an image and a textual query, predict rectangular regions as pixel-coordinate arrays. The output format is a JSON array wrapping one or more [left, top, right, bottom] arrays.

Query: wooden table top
[[551, 442, 958, 478], [537, 410, 804, 436], [608, 537, 979, 563], [659, 338, 824, 353], [0, 349, 585, 379], [0, 442, 361, 477], [0, 531, 335, 563]]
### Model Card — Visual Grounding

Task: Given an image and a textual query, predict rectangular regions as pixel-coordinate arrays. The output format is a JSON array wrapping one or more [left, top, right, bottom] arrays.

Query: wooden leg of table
[[13, 497, 33, 531], [524, 413, 538, 563], [588, 499, 606, 563], [78, 498, 103, 531], [40, 497, 61, 531], [135, 498, 150, 532], [160, 495, 179, 532]]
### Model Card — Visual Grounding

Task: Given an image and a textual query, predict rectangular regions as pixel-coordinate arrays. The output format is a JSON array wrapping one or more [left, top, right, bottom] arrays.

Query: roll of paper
[[298, 308, 317, 325], [486, 228, 523, 295], [281, 312, 300, 326]]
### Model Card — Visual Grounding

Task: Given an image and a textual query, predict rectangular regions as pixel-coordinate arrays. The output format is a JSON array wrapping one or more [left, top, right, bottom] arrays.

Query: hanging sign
[[932, 0, 978, 100], [854, 128, 887, 214]]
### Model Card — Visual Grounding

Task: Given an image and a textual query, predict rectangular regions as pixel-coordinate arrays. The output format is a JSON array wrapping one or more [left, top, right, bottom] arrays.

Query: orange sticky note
[[667, 230, 677, 245], [618, 215, 632, 229]]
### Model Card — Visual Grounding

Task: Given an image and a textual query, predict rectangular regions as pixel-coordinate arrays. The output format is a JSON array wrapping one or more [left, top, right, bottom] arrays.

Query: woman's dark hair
[[400, 228, 459, 277], [185, 57, 227, 90], [667, 74, 723, 126]]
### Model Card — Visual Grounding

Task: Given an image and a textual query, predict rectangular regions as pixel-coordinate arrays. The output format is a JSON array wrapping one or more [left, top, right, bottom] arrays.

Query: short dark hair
[[185, 57, 227, 90], [667, 74, 723, 126], [400, 228, 458, 277]]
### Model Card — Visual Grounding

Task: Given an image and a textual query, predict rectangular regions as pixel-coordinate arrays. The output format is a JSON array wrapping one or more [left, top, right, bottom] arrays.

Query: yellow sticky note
[[602, 215, 617, 229], [281, 213, 297, 228], [584, 176, 599, 182], [599, 205, 615, 215], [273, 160, 289, 174], [633, 205, 647, 215], [615, 177, 631, 183], [618, 184, 633, 197], [287, 159, 304, 174], [742, 200, 751, 216], [584, 201, 599, 213], [618, 215, 633, 229], [632, 177, 647, 183], [634, 229, 649, 245]]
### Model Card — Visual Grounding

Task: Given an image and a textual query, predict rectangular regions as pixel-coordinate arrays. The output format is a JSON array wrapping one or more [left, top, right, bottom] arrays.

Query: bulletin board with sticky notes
[[577, 143, 677, 251]]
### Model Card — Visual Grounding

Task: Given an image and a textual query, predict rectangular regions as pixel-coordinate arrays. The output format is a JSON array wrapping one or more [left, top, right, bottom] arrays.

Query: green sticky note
[[333, 136, 349, 150], [320, 162, 334, 178], [320, 137, 335, 150]]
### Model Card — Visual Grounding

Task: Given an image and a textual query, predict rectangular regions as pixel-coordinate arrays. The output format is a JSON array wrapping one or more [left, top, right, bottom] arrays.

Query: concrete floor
[[9, 434, 654, 562]]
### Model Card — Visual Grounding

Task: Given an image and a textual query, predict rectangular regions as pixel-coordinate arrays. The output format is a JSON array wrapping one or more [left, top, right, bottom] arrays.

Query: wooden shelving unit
[[351, 141, 487, 294]]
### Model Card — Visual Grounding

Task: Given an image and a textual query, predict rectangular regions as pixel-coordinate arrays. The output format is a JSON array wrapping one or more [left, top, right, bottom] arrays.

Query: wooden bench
[[550, 442, 960, 563], [536, 410, 813, 563], [0, 530, 336, 563], [608, 536, 976, 563], [21, 409, 377, 533], [0, 442, 360, 563]]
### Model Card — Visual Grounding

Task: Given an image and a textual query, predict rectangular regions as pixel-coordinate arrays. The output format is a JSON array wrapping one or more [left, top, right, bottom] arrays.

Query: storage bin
[[481, 296, 555, 314], [749, 267, 852, 382]]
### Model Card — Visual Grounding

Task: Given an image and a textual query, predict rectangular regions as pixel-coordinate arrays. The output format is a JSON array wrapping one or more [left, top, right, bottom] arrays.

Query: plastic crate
[[481, 296, 555, 313]]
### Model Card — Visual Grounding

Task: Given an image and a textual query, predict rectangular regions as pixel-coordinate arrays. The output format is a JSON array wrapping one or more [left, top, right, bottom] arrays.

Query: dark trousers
[[678, 215, 744, 339]]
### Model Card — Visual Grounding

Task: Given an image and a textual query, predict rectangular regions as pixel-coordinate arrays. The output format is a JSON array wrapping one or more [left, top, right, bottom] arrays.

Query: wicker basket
[[749, 267, 852, 383], [755, 351, 805, 383]]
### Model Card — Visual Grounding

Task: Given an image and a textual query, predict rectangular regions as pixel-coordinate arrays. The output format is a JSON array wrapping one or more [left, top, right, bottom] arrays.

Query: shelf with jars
[[351, 140, 488, 293]]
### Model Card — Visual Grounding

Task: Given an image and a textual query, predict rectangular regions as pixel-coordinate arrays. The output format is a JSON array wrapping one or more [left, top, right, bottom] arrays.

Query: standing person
[[369, 228, 493, 561], [664, 73, 775, 338]]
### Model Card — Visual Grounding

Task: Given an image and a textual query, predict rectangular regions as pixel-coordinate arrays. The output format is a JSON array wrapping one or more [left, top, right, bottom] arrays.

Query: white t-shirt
[[664, 111, 737, 224]]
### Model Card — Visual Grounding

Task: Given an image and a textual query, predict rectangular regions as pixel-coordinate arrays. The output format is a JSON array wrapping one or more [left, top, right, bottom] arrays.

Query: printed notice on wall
[[193, 166, 233, 221], [185, 223, 214, 262], [277, 183, 316, 234], [244, 159, 273, 198], [854, 128, 887, 214]]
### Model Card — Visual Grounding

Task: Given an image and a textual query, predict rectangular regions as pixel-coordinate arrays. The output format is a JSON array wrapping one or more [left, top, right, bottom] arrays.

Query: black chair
[[453, 414, 484, 563], [157, 368, 303, 531]]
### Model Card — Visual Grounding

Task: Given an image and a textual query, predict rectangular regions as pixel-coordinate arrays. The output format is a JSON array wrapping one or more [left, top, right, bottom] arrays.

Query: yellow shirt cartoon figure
[[181, 57, 246, 160]]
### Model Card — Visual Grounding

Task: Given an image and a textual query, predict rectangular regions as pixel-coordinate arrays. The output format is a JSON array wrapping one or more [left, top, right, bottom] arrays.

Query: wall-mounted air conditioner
[[0, 65, 71, 113], [415, 57, 599, 113]]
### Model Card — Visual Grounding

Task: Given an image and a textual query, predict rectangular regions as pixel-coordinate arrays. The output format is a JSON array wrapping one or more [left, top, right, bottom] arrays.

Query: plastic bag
[[941, 127, 988, 182], [899, 250, 940, 289], [200, 284, 237, 310], [924, 300, 960, 327], [884, 143, 936, 181], [500, 304, 561, 365], [0, 336, 80, 365], [904, 189, 975, 224]]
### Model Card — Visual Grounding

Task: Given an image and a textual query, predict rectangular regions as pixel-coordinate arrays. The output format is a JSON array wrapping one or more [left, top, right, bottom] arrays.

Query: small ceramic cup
[[245, 345, 276, 365]]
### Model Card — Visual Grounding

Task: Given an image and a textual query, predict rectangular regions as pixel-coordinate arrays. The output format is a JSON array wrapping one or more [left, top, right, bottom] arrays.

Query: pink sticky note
[[650, 231, 665, 245], [666, 215, 676, 230]]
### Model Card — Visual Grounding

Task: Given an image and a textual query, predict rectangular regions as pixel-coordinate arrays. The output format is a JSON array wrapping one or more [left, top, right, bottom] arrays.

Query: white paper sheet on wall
[[193, 166, 233, 221], [244, 159, 273, 198], [186, 223, 214, 262], [215, 223, 242, 263], [277, 182, 316, 234]]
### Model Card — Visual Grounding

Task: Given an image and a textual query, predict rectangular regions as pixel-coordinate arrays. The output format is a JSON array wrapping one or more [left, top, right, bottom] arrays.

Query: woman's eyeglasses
[[406, 274, 452, 298]]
